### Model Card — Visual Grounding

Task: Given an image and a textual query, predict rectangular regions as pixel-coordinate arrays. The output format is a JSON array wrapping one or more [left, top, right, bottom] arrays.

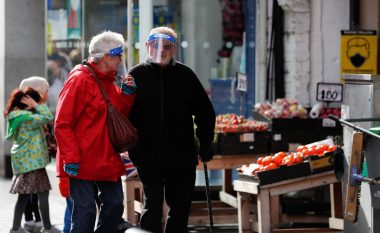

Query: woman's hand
[[122, 74, 135, 85], [21, 95, 39, 109], [121, 74, 137, 95]]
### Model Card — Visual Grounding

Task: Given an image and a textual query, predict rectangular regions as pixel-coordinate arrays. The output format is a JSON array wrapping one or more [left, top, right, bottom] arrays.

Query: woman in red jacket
[[55, 30, 136, 233]]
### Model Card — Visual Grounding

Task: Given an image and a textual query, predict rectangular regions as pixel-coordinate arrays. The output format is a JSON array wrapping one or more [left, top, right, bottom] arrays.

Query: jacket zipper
[[160, 69, 164, 120], [158, 69, 164, 159]]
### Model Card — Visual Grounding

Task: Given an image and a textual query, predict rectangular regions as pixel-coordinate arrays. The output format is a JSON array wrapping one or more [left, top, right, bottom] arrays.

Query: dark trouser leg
[[37, 190, 52, 229], [69, 178, 97, 233], [24, 194, 34, 222], [12, 194, 29, 230], [137, 168, 165, 233], [31, 193, 41, 222], [94, 178, 124, 233], [164, 168, 196, 233]]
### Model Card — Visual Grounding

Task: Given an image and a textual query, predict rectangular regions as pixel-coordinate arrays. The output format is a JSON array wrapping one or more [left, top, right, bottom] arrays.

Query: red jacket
[[55, 62, 135, 181]]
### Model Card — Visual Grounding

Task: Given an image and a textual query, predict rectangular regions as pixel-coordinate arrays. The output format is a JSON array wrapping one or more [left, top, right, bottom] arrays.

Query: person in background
[[50, 50, 73, 75], [19, 77, 52, 233], [46, 59, 68, 115], [69, 48, 82, 66], [55, 30, 136, 233], [128, 26, 216, 233], [4, 87, 56, 233]]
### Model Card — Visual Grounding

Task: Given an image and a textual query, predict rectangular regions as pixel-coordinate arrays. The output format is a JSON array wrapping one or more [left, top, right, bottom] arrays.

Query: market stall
[[234, 171, 340, 233], [123, 154, 261, 225]]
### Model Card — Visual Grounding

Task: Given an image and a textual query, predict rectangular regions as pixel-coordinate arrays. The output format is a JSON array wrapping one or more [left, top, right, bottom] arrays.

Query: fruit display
[[254, 98, 308, 119], [239, 143, 337, 176], [319, 107, 341, 118], [215, 113, 269, 133]]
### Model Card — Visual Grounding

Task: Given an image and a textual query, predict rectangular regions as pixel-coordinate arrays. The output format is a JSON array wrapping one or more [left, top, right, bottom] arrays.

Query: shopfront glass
[[46, 0, 246, 186]]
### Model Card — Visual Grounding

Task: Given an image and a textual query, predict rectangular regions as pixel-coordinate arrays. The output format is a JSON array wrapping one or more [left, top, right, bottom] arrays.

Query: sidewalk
[[0, 162, 238, 233], [0, 163, 65, 233]]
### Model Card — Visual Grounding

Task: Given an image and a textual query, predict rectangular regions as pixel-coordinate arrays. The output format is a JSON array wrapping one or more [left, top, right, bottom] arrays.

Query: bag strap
[[83, 64, 111, 105]]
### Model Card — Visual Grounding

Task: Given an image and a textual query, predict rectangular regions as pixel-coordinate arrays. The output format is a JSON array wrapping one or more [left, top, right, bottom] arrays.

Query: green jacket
[[5, 104, 53, 175]]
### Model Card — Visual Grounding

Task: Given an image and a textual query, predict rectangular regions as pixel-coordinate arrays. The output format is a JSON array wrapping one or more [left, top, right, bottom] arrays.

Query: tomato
[[275, 151, 287, 158], [257, 157, 264, 165], [272, 154, 283, 165], [284, 158, 293, 166], [301, 148, 310, 157], [262, 156, 272, 166], [328, 145, 337, 152], [308, 148, 318, 156], [297, 145, 305, 153], [267, 162, 278, 170], [294, 153, 304, 164]]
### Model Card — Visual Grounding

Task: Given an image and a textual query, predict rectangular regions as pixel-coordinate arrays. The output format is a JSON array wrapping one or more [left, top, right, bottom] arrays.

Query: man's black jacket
[[128, 60, 216, 171]]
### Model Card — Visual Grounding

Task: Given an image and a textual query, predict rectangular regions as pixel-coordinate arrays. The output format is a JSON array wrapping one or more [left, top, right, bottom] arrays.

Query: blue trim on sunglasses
[[147, 33, 176, 44], [108, 46, 123, 56]]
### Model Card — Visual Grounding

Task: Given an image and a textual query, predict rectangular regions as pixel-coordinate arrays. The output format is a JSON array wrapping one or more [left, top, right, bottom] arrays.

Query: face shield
[[108, 46, 128, 80], [146, 33, 176, 65]]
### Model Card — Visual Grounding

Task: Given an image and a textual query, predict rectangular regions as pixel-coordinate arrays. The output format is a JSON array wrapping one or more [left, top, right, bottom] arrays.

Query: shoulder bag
[[84, 64, 138, 152]]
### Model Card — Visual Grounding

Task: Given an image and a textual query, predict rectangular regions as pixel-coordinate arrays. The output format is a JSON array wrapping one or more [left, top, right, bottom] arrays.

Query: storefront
[[46, 0, 251, 113], [45, 0, 250, 185]]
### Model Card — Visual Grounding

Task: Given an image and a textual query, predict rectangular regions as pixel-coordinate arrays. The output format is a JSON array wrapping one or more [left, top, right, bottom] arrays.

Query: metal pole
[[329, 114, 380, 140], [203, 162, 213, 232], [127, 0, 133, 70]]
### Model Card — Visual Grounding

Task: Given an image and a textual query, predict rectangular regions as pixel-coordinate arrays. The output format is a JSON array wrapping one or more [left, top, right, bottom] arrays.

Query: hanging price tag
[[236, 73, 247, 92], [316, 83, 343, 102]]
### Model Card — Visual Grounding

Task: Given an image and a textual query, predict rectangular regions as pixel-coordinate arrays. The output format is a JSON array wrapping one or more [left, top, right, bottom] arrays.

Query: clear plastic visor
[[146, 34, 176, 65], [107, 46, 127, 79]]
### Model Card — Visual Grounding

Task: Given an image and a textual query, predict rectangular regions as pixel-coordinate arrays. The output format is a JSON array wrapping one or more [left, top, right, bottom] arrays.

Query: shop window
[[46, 0, 245, 188]]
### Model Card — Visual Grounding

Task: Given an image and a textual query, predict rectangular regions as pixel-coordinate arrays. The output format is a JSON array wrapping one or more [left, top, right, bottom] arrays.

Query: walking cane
[[203, 162, 214, 232]]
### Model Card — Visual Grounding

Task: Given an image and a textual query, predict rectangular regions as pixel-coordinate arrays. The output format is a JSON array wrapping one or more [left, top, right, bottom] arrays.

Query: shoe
[[10, 227, 27, 233], [23, 221, 35, 232], [32, 222, 42, 233]]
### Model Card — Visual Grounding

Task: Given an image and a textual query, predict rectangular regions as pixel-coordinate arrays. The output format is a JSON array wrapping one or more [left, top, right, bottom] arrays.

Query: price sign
[[316, 83, 343, 102], [236, 73, 247, 92]]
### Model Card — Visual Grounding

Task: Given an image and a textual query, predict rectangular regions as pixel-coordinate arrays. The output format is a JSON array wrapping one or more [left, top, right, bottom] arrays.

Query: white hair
[[19, 76, 49, 95], [88, 31, 125, 62]]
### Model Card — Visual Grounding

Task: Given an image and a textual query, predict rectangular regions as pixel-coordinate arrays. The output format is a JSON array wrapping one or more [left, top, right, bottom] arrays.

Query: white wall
[[279, 0, 311, 106], [360, 0, 379, 30], [309, 0, 349, 106], [263, 0, 350, 107]]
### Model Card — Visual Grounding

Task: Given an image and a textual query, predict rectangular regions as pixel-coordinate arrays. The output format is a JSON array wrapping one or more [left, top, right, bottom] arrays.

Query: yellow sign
[[340, 30, 377, 75]]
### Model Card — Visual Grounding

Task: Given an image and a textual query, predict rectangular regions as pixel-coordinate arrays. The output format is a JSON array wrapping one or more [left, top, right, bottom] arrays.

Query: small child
[[19, 76, 52, 233], [5, 87, 54, 233]]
